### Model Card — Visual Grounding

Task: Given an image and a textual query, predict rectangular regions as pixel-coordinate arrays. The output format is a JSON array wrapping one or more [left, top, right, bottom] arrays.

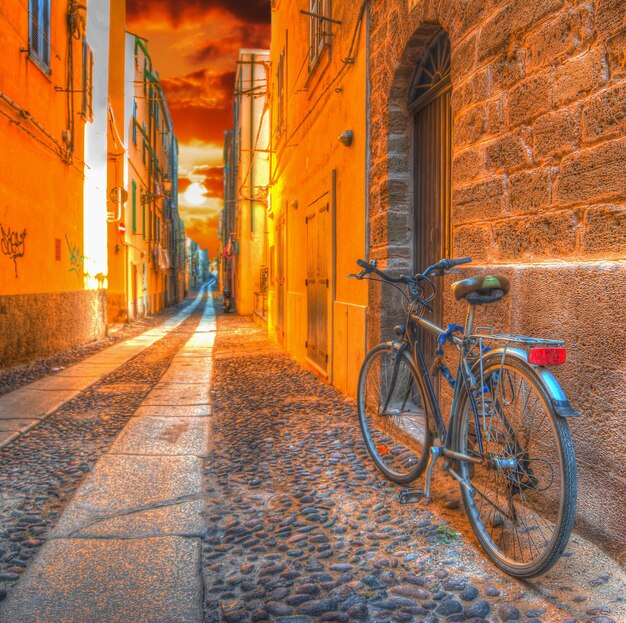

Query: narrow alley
[[0, 291, 623, 623]]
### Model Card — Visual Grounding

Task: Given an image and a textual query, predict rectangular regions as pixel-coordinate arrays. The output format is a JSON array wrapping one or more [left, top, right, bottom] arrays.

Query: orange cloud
[[127, 1, 269, 253], [127, 0, 270, 26]]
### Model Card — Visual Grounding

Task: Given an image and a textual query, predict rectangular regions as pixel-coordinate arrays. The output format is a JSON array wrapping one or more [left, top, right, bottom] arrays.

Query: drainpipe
[[250, 53, 255, 234], [330, 169, 337, 384], [365, 1, 371, 347]]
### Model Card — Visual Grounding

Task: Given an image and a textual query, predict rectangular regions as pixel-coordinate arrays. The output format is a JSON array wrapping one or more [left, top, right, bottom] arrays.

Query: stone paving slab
[[143, 383, 210, 405], [0, 417, 38, 431], [134, 404, 212, 417], [0, 388, 78, 421], [27, 375, 102, 391], [50, 454, 203, 538], [110, 416, 209, 457], [0, 537, 203, 623]]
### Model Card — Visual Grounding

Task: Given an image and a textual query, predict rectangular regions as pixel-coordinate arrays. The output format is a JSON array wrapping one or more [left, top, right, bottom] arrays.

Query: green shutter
[[132, 181, 137, 232]]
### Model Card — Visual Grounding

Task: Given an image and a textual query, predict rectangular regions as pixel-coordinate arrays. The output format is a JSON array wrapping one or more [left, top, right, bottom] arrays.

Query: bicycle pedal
[[399, 488, 425, 504]]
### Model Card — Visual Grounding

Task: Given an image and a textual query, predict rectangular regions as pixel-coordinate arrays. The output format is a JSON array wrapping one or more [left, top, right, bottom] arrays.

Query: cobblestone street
[[0, 291, 624, 623]]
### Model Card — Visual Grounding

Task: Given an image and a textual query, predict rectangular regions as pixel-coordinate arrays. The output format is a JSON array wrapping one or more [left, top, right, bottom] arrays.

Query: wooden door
[[411, 30, 452, 375], [306, 200, 330, 372]]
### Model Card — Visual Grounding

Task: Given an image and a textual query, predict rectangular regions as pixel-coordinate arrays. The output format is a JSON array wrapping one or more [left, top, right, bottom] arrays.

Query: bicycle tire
[[453, 351, 577, 577], [357, 343, 431, 483]]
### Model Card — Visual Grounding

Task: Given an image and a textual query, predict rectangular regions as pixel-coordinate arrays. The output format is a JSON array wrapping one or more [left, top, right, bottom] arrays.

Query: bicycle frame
[[402, 305, 473, 451]]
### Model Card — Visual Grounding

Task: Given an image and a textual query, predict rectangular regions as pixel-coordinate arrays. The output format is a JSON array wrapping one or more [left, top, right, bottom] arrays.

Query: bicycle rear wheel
[[357, 343, 431, 483], [453, 351, 577, 577]]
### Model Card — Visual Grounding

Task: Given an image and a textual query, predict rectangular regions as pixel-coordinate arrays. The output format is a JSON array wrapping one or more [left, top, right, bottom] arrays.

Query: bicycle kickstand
[[399, 446, 442, 504]]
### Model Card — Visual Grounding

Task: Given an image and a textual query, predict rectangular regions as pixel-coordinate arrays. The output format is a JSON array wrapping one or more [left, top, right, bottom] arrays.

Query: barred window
[[29, 0, 50, 72], [309, 0, 329, 70]]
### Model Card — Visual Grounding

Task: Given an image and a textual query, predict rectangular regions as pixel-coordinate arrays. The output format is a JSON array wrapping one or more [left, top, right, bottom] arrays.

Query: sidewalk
[[0, 291, 215, 623], [0, 285, 208, 449]]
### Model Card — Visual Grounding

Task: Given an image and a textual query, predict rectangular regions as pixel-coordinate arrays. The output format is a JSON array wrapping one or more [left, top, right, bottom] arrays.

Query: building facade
[[0, 0, 117, 366], [268, 1, 368, 392], [107, 33, 183, 323], [222, 49, 271, 320], [269, 1, 625, 563]]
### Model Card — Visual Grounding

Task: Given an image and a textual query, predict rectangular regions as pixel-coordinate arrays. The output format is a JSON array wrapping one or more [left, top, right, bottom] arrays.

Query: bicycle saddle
[[451, 275, 510, 305]]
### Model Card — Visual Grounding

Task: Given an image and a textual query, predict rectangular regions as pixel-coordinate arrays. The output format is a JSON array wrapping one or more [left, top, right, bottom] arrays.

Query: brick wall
[[369, 0, 626, 563]]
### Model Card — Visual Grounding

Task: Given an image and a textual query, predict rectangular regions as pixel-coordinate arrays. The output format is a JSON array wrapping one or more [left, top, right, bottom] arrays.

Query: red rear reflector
[[377, 445, 389, 455], [529, 348, 566, 365]]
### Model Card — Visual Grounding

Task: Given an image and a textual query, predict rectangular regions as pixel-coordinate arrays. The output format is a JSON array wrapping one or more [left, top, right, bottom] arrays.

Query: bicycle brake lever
[[348, 270, 367, 280]]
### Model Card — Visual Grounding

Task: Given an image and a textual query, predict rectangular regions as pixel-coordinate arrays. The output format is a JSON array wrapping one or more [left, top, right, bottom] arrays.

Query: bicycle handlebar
[[351, 256, 472, 282]]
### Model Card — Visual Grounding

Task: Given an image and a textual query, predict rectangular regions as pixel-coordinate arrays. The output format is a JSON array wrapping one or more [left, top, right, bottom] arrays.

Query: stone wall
[[0, 290, 107, 368], [368, 0, 626, 563]]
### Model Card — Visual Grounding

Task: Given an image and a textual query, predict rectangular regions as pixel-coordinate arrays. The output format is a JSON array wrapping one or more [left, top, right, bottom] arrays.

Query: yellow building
[[107, 33, 181, 323], [0, 0, 120, 366], [268, 1, 368, 396], [222, 50, 271, 321]]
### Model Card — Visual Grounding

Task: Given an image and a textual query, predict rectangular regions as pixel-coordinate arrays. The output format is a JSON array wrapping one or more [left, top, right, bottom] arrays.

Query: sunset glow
[[126, 0, 270, 256]]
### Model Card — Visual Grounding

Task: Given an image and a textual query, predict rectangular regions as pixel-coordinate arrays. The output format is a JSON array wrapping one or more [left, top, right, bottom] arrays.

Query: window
[[309, 0, 329, 70], [29, 0, 50, 72], [132, 180, 137, 233], [82, 38, 94, 121], [132, 101, 137, 144], [276, 48, 286, 136]]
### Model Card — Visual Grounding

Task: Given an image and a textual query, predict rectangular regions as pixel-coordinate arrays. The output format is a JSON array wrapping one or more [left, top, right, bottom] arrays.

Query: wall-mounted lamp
[[338, 130, 353, 147]]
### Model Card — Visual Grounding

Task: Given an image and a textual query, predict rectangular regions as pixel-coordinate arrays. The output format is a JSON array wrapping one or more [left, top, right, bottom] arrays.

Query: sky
[[126, 0, 271, 256]]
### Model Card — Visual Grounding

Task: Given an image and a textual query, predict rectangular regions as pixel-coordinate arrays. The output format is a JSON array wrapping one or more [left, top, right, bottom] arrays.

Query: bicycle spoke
[[457, 353, 575, 576]]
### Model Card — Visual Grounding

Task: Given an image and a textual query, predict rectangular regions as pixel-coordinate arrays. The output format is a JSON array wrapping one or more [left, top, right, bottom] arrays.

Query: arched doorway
[[410, 29, 452, 370]]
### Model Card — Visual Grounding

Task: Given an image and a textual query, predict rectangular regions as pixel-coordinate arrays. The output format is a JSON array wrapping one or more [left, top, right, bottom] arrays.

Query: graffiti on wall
[[0, 223, 27, 278], [65, 234, 84, 275]]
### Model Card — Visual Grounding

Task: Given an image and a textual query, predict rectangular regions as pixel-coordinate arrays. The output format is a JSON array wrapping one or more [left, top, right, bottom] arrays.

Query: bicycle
[[349, 256, 579, 578]]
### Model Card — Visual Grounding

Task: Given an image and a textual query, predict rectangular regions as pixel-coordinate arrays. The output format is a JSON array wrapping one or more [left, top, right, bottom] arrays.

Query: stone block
[[508, 167, 552, 213], [485, 132, 533, 172], [453, 176, 505, 223], [533, 105, 581, 161], [507, 72, 552, 127], [453, 104, 486, 148], [490, 54, 525, 92], [450, 33, 477, 84], [523, 4, 594, 73], [485, 96, 507, 135], [554, 138, 626, 205], [582, 83, 626, 144], [370, 210, 410, 248], [388, 106, 409, 134], [452, 223, 492, 261], [594, 0, 626, 38], [452, 146, 483, 186], [378, 178, 410, 210], [607, 31, 626, 80], [553, 47, 608, 108], [493, 211, 578, 259], [477, 0, 563, 63], [451, 67, 489, 113], [582, 205, 626, 257]]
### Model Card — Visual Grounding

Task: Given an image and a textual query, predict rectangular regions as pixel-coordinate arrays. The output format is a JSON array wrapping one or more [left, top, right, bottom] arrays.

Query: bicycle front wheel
[[357, 343, 431, 483], [453, 351, 577, 577]]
